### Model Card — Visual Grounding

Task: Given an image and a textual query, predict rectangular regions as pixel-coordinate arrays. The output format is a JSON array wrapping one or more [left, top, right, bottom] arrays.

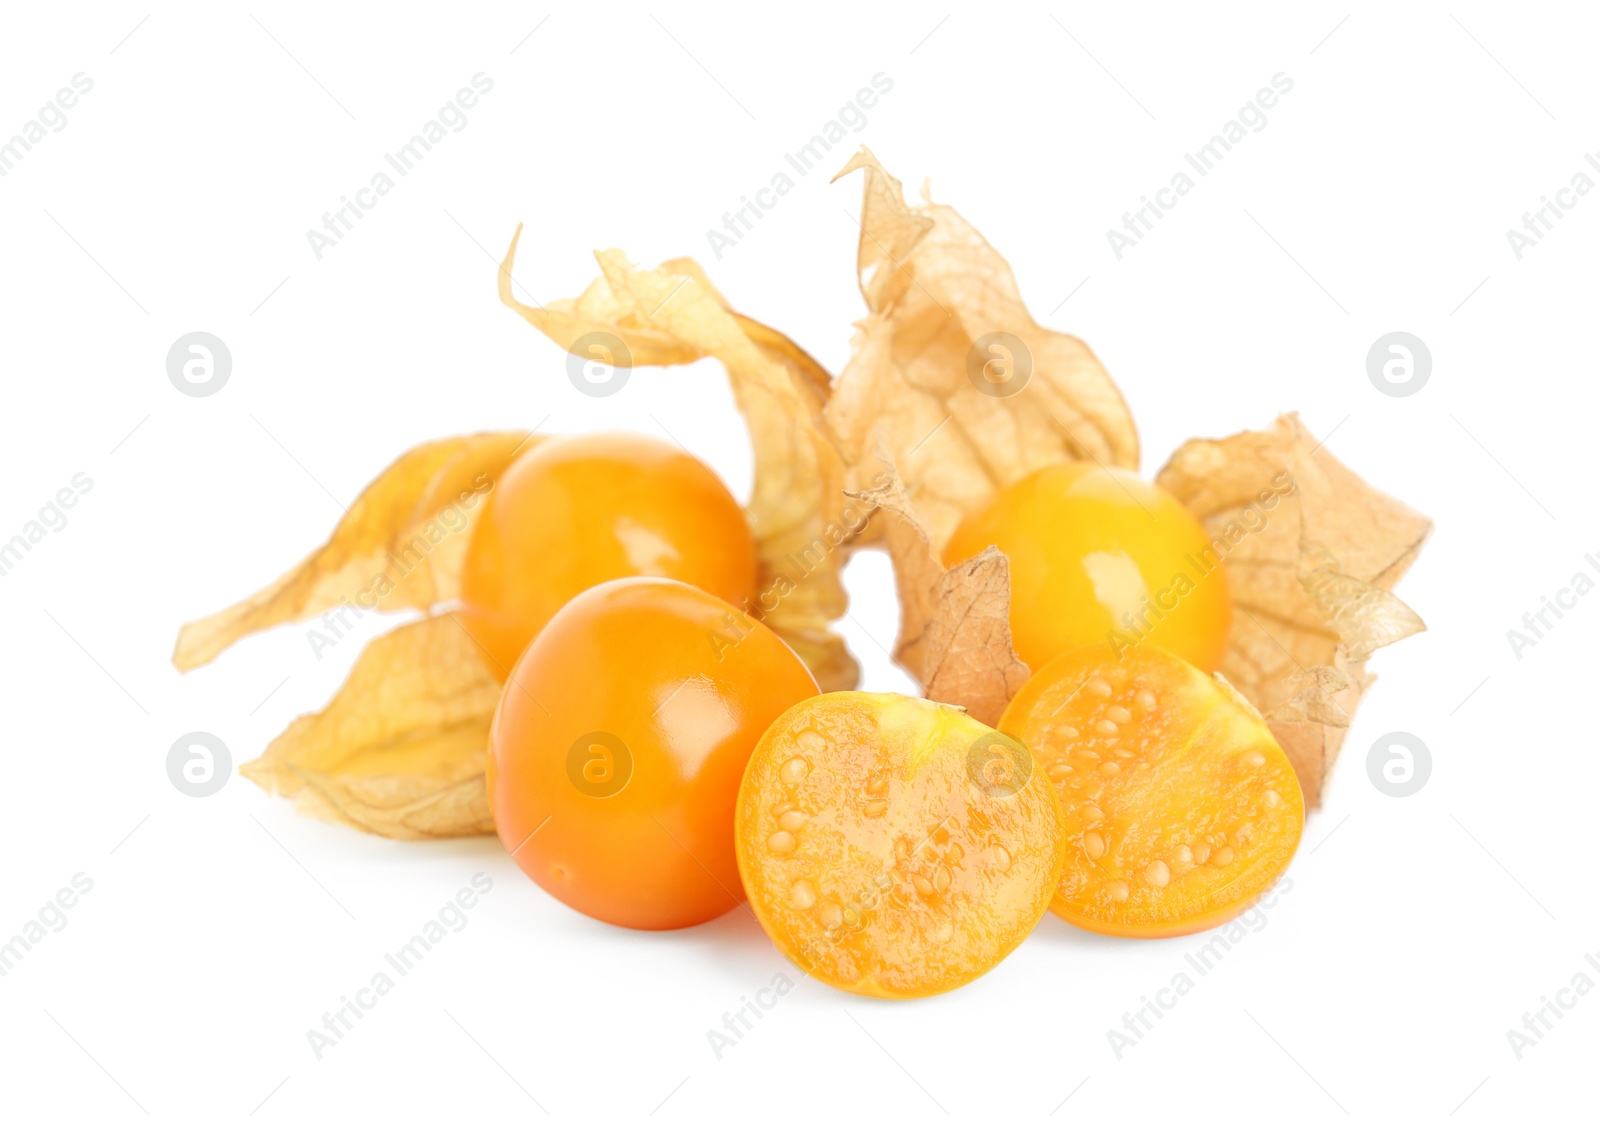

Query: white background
[[0, 2, 1591, 1126]]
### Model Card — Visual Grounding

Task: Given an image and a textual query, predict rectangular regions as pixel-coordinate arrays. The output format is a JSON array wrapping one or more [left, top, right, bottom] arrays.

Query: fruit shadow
[[1026, 910, 1151, 953], [669, 900, 781, 955], [390, 837, 781, 955], [591, 900, 792, 987], [384, 837, 1136, 972]]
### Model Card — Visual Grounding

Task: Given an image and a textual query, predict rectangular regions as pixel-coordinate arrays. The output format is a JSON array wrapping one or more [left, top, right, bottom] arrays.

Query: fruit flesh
[[943, 462, 1231, 674], [998, 643, 1302, 938], [737, 692, 1066, 998], [460, 431, 758, 675], [490, 577, 818, 930]]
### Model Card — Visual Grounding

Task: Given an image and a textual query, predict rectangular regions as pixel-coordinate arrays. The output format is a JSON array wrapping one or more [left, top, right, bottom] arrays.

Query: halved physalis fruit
[[943, 462, 1232, 674], [737, 692, 1066, 998], [998, 643, 1302, 938]]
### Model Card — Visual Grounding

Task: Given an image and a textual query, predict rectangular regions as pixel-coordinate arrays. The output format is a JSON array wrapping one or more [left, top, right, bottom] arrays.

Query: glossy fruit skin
[[944, 462, 1231, 674], [999, 643, 1303, 938], [737, 692, 1067, 998], [460, 432, 758, 675], [490, 577, 818, 930]]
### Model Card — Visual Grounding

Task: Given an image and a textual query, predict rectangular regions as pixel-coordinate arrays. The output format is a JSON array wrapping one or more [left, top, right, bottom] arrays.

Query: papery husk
[[1156, 413, 1431, 805], [846, 465, 1028, 726], [499, 225, 858, 690], [175, 432, 537, 837], [172, 431, 536, 672], [181, 228, 866, 839], [824, 151, 1430, 800], [186, 150, 1431, 847], [826, 147, 1139, 552], [824, 148, 1142, 725], [241, 614, 499, 839]]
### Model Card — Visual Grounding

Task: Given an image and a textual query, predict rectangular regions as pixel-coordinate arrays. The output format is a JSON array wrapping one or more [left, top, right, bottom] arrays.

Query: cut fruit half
[[999, 643, 1303, 938], [737, 691, 1066, 997]]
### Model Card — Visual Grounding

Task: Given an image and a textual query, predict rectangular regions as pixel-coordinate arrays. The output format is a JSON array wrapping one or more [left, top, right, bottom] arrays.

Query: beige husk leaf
[[176, 229, 865, 839], [498, 224, 857, 691], [172, 431, 537, 672], [1156, 413, 1432, 806], [828, 151, 1430, 802], [846, 466, 1030, 726], [826, 147, 1139, 547], [172, 431, 535, 837], [827, 147, 1138, 725], [179, 158, 1430, 839], [241, 614, 499, 839]]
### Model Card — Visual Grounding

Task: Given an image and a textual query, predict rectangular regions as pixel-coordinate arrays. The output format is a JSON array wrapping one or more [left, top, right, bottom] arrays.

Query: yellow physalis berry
[[944, 462, 1231, 673]]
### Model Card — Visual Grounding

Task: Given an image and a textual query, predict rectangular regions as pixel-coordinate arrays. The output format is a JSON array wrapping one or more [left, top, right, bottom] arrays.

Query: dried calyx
[[173, 148, 1429, 836]]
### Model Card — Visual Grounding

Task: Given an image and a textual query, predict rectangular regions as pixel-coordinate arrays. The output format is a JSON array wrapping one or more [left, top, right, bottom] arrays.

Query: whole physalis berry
[[737, 691, 1066, 997], [999, 642, 1303, 937], [460, 431, 758, 675], [944, 462, 1232, 673], [489, 577, 818, 930]]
